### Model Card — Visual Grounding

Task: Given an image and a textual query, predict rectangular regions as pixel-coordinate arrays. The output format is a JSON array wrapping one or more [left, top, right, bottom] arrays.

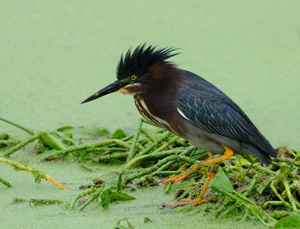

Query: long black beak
[[81, 80, 127, 104]]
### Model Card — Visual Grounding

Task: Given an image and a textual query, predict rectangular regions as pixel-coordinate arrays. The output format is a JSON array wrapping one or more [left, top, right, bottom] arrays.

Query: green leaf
[[100, 186, 112, 209], [125, 218, 134, 229], [274, 215, 300, 228], [116, 173, 122, 192], [76, 127, 110, 136], [115, 218, 127, 229], [110, 192, 136, 202], [144, 217, 152, 223], [60, 126, 110, 137], [257, 177, 274, 194], [57, 126, 74, 131], [210, 167, 234, 193], [115, 218, 134, 229], [168, 179, 195, 191], [55, 131, 76, 146], [110, 129, 126, 139]]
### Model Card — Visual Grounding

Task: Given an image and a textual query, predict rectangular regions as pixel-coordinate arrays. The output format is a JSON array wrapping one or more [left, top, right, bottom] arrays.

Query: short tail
[[241, 142, 277, 165]]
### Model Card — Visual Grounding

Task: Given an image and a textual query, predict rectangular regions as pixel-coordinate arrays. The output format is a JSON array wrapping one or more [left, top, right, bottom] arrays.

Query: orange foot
[[180, 171, 216, 206], [162, 145, 233, 185], [162, 146, 235, 207], [163, 171, 216, 207]]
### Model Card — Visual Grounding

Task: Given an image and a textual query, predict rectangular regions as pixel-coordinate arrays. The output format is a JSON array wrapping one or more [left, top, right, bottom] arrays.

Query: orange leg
[[163, 145, 233, 206], [180, 152, 220, 205], [207, 151, 214, 158], [162, 145, 233, 184], [180, 171, 217, 206]]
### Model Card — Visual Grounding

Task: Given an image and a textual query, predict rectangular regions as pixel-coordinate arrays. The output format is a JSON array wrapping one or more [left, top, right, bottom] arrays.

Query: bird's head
[[81, 44, 179, 104]]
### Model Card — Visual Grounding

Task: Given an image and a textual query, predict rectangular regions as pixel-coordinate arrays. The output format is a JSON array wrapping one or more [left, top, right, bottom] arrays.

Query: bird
[[82, 44, 277, 205]]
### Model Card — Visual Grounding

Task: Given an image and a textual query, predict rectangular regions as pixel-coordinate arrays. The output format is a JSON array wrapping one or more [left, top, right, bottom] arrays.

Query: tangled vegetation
[[0, 117, 300, 228]]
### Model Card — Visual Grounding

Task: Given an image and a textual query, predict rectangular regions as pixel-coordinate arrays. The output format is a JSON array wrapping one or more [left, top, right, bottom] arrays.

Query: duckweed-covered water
[[1, 1, 299, 228]]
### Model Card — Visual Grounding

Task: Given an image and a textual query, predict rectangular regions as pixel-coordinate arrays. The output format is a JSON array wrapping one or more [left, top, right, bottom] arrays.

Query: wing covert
[[177, 82, 255, 144]]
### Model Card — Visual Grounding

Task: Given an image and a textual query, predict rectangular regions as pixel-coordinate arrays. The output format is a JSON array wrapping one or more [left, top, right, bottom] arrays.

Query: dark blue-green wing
[[177, 72, 276, 160], [177, 82, 253, 142]]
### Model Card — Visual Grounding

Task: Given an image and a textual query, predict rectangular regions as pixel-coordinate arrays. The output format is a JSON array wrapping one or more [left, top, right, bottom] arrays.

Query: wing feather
[[177, 78, 275, 158]]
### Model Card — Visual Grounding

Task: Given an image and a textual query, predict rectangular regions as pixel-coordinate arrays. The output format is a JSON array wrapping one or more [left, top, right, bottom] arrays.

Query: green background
[[0, 1, 299, 228], [1, 0, 299, 149]]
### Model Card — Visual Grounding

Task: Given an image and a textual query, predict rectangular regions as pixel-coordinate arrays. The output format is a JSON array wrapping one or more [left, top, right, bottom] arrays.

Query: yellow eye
[[130, 75, 137, 81]]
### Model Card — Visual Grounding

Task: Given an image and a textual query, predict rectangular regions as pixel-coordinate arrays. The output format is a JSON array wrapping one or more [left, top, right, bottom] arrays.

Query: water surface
[[0, 1, 299, 228]]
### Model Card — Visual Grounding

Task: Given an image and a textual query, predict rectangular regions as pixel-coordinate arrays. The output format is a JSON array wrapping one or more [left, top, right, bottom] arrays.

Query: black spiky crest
[[116, 44, 179, 80]]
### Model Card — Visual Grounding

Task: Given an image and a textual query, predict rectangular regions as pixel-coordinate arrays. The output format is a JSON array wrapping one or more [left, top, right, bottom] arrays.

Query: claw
[[180, 198, 211, 206], [163, 167, 217, 207]]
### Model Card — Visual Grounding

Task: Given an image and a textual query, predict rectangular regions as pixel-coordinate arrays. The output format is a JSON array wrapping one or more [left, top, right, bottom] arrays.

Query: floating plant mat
[[0, 117, 300, 228]]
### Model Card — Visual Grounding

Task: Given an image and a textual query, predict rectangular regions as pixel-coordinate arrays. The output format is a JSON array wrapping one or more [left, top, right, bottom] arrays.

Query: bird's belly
[[182, 120, 245, 155], [184, 133, 225, 155]]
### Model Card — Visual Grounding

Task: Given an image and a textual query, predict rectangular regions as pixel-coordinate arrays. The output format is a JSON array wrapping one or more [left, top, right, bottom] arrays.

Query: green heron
[[82, 44, 277, 205]]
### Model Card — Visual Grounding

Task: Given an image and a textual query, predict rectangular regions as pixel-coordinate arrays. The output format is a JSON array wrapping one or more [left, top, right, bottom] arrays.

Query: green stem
[[119, 134, 133, 141], [125, 149, 183, 170], [0, 117, 65, 151], [0, 177, 12, 187], [241, 158, 259, 180], [240, 198, 276, 224], [243, 174, 259, 197], [270, 180, 293, 210], [135, 143, 145, 152], [79, 188, 103, 211], [154, 160, 176, 173], [271, 161, 282, 168], [282, 177, 298, 211], [248, 208, 275, 228], [99, 152, 128, 161], [151, 136, 180, 154], [141, 119, 159, 127], [284, 154, 300, 175], [177, 155, 197, 164], [244, 162, 276, 175], [164, 182, 172, 193], [138, 131, 172, 156], [0, 117, 34, 135], [154, 171, 181, 175], [210, 184, 238, 200], [152, 147, 196, 174], [69, 187, 96, 210], [273, 157, 300, 166], [127, 120, 143, 162], [57, 139, 131, 155], [4, 131, 45, 157], [235, 192, 260, 207], [0, 139, 21, 147], [116, 173, 122, 192], [262, 201, 285, 209], [125, 155, 180, 183], [212, 185, 276, 225], [141, 128, 155, 142], [41, 132, 66, 150], [192, 151, 208, 160]]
